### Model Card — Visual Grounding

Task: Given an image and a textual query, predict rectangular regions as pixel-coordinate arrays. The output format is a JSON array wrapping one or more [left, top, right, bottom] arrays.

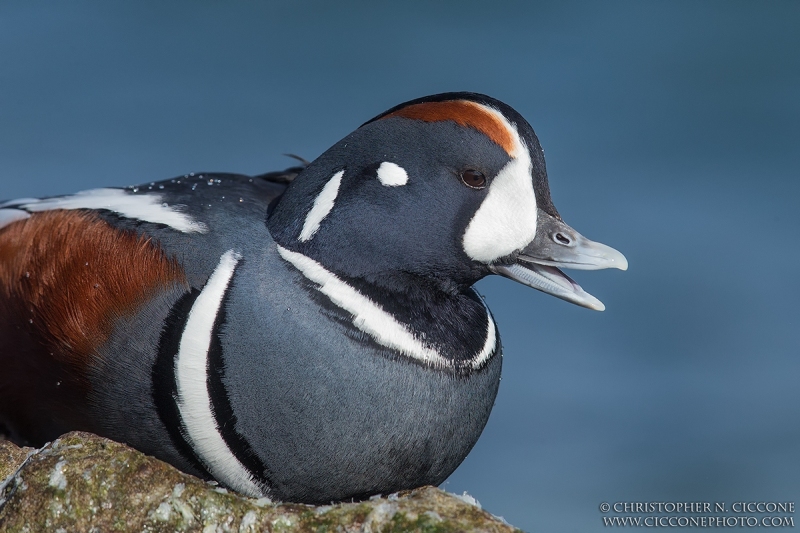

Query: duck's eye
[[460, 169, 487, 189]]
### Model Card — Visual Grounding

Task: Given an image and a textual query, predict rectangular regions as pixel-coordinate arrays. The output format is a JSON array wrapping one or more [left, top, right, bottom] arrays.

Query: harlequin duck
[[0, 92, 626, 503]]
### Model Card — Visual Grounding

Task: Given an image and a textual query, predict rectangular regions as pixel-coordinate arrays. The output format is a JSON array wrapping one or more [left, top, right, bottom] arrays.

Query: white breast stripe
[[174, 250, 266, 498], [14, 188, 207, 234], [462, 108, 538, 263], [376, 162, 408, 186], [0, 209, 31, 230], [299, 170, 344, 242]]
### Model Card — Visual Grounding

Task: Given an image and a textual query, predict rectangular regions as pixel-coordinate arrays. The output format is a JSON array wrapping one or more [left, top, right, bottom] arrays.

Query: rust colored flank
[[0, 210, 187, 368], [382, 100, 516, 156]]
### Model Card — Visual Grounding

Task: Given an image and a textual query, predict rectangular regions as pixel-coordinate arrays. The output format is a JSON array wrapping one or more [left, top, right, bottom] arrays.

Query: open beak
[[490, 209, 627, 311]]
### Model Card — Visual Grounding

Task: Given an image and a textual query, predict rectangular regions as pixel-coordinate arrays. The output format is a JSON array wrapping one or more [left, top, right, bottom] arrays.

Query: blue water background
[[2, 2, 798, 531]]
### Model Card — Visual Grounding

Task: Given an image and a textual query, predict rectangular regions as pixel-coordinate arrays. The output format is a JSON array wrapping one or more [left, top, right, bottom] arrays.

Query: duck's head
[[269, 92, 626, 310]]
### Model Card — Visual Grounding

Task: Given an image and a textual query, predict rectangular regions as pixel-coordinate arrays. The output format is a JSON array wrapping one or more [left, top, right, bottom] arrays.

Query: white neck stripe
[[277, 245, 496, 370], [473, 295, 497, 369], [8, 188, 207, 233], [298, 170, 344, 242], [174, 249, 266, 498]]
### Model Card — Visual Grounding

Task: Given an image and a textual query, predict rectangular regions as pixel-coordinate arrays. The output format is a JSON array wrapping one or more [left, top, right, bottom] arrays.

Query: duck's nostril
[[554, 232, 571, 245]]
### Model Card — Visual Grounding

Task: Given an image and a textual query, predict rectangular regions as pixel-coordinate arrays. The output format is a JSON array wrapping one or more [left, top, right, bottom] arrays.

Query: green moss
[[0, 440, 32, 484], [0, 432, 522, 533]]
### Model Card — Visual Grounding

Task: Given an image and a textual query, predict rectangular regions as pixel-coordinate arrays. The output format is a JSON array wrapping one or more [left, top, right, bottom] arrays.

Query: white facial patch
[[277, 245, 496, 370], [298, 170, 344, 242], [2, 188, 207, 233], [376, 161, 408, 186], [174, 249, 267, 499], [462, 112, 538, 263]]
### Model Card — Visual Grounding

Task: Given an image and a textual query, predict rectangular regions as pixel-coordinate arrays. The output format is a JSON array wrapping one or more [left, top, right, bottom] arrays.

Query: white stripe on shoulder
[[277, 245, 455, 368], [9, 188, 207, 233], [298, 170, 344, 242], [174, 249, 266, 499]]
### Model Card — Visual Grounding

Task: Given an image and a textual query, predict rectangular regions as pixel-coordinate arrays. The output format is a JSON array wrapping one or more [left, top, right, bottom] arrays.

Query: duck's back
[[0, 170, 502, 503]]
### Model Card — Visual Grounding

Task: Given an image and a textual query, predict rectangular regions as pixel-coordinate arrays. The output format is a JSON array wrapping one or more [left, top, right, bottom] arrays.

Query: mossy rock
[[0, 432, 521, 532]]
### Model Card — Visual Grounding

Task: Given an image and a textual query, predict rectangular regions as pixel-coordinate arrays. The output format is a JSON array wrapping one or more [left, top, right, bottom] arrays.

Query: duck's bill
[[490, 209, 628, 311]]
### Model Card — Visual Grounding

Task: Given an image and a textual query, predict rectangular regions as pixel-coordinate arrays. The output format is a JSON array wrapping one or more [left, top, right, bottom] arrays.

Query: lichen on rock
[[0, 432, 522, 532]]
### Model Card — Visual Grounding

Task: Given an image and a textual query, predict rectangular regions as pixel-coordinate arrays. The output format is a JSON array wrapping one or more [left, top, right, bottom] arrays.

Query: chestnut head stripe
[[382, 100, 516, 156]]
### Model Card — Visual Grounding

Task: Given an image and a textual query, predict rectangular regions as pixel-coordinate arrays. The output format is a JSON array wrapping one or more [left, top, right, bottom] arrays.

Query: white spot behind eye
[[376, 162, 408, 187], [299, 170, 344, 242]]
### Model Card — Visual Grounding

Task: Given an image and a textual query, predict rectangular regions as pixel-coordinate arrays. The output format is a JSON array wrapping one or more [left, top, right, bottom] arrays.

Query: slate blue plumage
[[0, 92, 626, 503]]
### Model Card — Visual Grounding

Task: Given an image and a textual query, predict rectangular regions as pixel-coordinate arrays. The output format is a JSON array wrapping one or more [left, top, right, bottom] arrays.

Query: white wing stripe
[[6, 188, 207, 234], [0, 209, 31, 230]]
